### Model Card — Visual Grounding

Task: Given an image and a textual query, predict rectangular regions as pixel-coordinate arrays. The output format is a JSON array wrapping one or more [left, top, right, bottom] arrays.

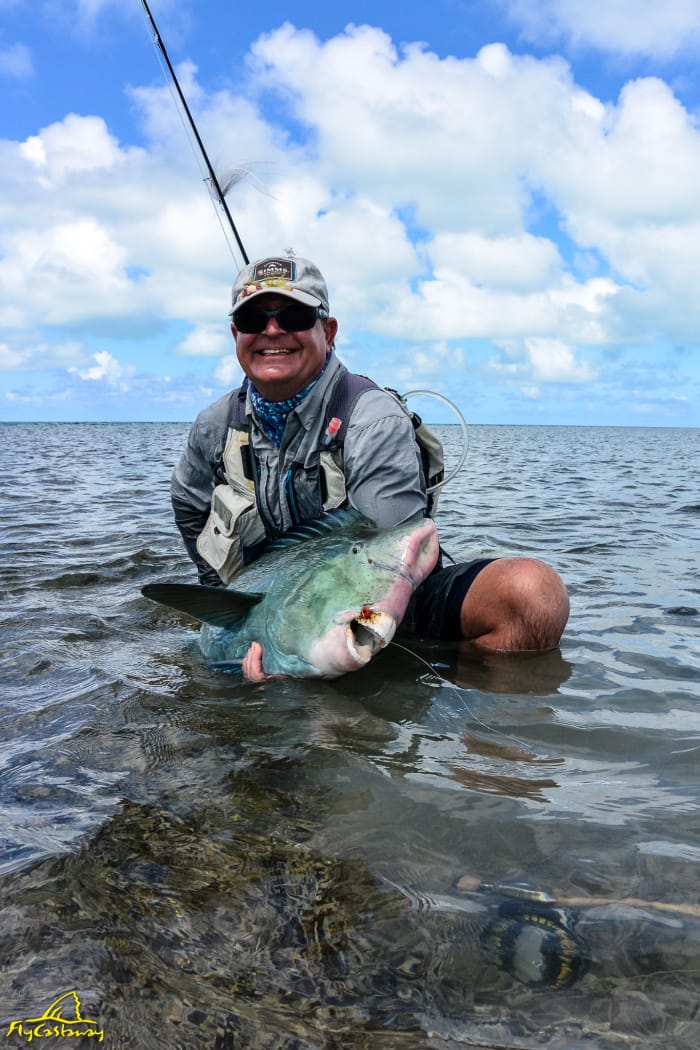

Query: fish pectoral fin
[[141, 583, 264, 628], [209, 661, 244, 673]]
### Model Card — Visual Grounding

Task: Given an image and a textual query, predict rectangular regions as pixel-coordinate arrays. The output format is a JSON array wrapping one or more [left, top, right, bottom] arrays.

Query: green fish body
[[143, 511, 439, 678]]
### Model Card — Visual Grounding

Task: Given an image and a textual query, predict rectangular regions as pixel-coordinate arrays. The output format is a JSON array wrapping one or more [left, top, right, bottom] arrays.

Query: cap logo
[[232, 254, 328, 312], [252, 258, 296, 283]]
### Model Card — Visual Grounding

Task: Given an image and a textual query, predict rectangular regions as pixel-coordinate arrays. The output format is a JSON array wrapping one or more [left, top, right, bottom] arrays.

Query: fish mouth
[[345, 610, 397, 664]]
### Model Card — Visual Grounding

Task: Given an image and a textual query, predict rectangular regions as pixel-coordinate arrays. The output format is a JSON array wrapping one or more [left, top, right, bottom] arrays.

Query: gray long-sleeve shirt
[[171, 353, 427, 584]]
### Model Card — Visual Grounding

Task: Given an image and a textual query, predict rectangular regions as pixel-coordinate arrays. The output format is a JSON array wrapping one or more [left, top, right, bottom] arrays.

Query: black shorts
[[401, 559, 497, 641]]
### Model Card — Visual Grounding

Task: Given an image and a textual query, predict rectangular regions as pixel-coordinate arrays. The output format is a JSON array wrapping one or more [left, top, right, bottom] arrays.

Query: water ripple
[[1, 422, 699, 1046]]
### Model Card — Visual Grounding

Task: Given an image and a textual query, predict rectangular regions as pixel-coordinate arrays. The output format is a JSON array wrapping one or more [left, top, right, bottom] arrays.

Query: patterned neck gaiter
[[248, 352, 331, 447]]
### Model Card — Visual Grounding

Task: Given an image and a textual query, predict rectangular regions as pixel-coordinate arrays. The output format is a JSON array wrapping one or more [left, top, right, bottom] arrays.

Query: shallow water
[[1, 422, 699, 1048]]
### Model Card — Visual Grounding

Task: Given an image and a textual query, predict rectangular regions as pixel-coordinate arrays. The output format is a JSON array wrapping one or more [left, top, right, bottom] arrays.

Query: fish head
[[294, 516, 439, 677]]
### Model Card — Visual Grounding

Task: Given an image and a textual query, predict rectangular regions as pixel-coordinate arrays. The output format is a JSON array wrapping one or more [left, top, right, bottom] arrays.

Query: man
[[171, 254, 569, 680]]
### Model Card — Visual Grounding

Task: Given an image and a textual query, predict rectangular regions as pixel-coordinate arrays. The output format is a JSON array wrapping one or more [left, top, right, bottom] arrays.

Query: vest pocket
[[196, 484, 266, 583], [319, 450, 347, 511]]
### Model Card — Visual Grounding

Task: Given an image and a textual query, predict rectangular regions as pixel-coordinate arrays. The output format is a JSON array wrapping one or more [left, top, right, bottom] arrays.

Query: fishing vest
[[196, 374, 444, 584]]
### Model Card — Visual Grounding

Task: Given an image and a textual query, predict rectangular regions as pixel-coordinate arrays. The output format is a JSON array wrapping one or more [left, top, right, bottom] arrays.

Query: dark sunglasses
[[232, 302, 328, 334]]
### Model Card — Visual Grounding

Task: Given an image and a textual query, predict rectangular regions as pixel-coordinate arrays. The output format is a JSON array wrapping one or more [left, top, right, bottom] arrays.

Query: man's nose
[[262, 316, 286, 336]]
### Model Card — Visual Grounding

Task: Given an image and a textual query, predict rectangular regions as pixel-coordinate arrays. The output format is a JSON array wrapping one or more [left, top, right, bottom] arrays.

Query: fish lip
[[345, 610, 397, 664], [369, 518, 440, 588]]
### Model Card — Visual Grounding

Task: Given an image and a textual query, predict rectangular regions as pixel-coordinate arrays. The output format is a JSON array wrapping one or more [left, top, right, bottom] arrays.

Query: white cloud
[[539, 78, 700, 228], [5, 388, 71, 405], [213, 354, 243, 388], [71, 350, 117, 380], [392, 340, 466, 389], [1, 23, 699, 423], [36, 0, 171, 35], [487, 336, 596, 386], [70, 350, 134, 389], [247, 26, 700, 346], [0, 111, 234, 331], [4, 32, 695, 351], [69, 352, 136, 394], [430, 231, 562, 291], [0, 343, 32, 370], [0, 217, 132, 326], [502, 0, 700, 58], [379, 268, 618, 344], [20, 114, 123, 184], [0, 340, 85, 371], [250, 28, 542, 235], [175, 324, 231, 357], [524, 337, 597, 381]]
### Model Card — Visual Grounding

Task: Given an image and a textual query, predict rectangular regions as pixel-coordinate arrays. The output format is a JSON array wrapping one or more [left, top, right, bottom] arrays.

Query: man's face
[[231, 293, 338, 402]]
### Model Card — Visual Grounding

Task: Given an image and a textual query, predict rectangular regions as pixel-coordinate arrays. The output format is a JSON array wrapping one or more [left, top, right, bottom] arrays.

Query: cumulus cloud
[[1, 21, 699, 422], [70, 350, 134, 389], [0, 340, 85, 371], [4, 30, 695, 347], [247, 26, 700, 345], [487, 336, 596, 388], [20, 114, 123, 183], [0, 217, 132, 327], [0, 110, 235, 333], [213, 354, 243, 388], [392, 341, 466, 388], [502, 0, 700, 58], [525, 337, 597, 381], [175, 324, 231, 357], [430, 232, 563, 291]]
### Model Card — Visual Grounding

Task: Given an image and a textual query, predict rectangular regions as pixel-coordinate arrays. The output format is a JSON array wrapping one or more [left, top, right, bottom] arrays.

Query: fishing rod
[[139, 0, 249, 265], [139, 2, 470, 485]]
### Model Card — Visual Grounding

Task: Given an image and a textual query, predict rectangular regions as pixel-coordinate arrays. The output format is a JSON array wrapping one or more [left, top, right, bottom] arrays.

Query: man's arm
[[171, 400, 231, 587], [342, 389, 428, 527], [171, 493, 224, 587]]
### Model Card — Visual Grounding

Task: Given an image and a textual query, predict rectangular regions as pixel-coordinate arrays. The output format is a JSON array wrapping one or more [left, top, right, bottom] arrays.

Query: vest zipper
[[283, 468, 302, 526]]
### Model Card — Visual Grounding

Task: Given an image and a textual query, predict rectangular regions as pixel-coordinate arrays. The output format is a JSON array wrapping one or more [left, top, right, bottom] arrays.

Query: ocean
[[1, 422, 699, 1048]]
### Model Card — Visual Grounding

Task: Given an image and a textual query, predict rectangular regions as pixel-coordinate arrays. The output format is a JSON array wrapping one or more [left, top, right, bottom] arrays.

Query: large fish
[[142, 511, 439, 678]]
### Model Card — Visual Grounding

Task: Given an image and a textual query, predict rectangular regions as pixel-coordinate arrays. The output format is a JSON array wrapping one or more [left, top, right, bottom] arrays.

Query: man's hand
[[241, 641, 278, 682]]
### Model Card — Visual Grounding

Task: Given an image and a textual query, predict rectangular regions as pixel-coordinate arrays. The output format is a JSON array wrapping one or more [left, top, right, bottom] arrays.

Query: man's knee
[[459, 557, 569, 652]]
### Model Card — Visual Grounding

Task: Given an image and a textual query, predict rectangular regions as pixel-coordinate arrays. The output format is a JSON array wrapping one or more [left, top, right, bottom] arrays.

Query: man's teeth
[[260, 348, 293, 356]]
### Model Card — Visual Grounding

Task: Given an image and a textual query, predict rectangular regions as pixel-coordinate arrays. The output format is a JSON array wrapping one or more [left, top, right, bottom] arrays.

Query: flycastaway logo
[[6, 991, 105, 1043]]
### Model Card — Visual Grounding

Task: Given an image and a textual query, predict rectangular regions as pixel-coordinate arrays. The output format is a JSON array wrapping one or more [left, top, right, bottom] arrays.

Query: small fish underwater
[[142, 510, 439, 678]]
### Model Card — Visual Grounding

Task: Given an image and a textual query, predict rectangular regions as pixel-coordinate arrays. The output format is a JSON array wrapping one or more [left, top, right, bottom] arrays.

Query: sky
[[1, 0, 700, 425]]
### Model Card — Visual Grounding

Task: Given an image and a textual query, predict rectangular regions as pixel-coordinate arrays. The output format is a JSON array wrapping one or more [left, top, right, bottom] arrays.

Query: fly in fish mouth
[[346, 610, 397, 662]]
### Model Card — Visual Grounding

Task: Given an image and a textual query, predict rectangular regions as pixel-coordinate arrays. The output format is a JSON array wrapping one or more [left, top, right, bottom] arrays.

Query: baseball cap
[[230, 255, 330, 316]]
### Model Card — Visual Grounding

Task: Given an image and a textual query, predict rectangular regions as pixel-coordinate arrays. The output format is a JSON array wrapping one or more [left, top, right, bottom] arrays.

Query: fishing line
[[402, 390, 469, 492], [389, 640, 534, 751], [148, 45, 241, 260], [138, 0, 249, 265]]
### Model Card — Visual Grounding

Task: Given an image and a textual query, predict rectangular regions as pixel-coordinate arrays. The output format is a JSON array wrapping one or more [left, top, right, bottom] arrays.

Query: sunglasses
[[232, 302, 328, 334]]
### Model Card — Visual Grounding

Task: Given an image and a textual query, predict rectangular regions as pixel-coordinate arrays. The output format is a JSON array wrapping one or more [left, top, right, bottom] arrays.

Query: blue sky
[[1, 0, 700, 425]]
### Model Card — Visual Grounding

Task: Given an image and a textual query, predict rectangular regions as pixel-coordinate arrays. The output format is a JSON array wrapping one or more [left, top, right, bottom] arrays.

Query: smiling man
[[231, 261, 337, 402], [170, 253, 569, 679]]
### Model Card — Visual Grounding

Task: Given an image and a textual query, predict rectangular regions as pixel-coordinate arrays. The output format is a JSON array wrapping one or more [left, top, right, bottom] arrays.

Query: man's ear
[[324, 316, 339, 347]]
